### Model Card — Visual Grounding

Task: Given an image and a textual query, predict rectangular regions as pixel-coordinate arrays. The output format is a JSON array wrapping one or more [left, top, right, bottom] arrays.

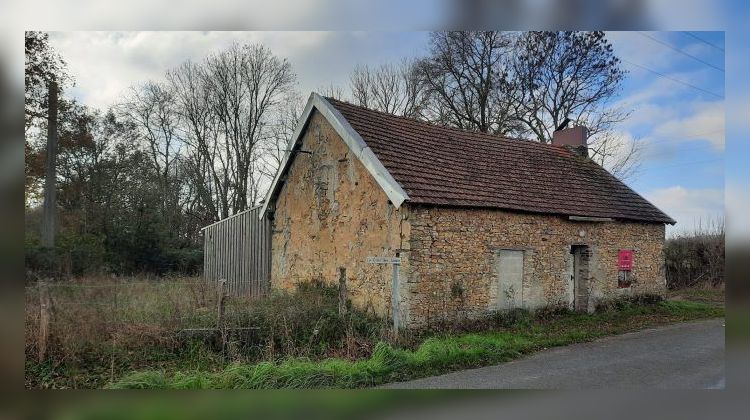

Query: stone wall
[[270, 110, 408, 317], [404, 205, 666, 327]]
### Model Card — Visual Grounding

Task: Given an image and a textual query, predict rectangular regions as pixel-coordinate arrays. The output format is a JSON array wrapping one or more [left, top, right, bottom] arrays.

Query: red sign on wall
[[618, 249, 634, 271]]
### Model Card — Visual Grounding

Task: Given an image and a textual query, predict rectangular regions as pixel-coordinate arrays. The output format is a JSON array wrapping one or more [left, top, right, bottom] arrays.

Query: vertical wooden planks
[[237, 212, 249, 294], [249, 209, 256, 296], [242, 211, 248, 295], [202, 206, 271, 297], [266, 208, 273, 294], [251, 212, 257, 296], [232, 214, 237, 294]]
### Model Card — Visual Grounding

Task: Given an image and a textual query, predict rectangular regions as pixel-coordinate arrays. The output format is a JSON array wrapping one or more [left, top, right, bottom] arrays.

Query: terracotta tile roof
[[326, 97, 675, 224]]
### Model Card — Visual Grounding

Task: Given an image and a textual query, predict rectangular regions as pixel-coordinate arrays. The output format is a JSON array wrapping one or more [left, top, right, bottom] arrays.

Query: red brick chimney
[[552, 126, 589, 158]]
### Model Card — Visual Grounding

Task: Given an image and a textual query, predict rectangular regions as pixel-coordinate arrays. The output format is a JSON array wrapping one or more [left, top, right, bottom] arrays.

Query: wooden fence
[[202, 206, 271, 296]]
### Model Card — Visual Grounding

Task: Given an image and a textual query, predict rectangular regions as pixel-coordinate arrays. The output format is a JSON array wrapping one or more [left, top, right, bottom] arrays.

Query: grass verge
[[109, 299, 723, 389], [668, 286, 725, 307]]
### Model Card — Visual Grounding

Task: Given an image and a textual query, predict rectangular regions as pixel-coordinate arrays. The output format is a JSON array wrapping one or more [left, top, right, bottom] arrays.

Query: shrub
[[486, 308, 533, 329], [664, 218, 724, 289], [420, 307, 533, 337], [222, 281, 388, 361], [533, 304, 573, 321], [595, 293, 664, 312]]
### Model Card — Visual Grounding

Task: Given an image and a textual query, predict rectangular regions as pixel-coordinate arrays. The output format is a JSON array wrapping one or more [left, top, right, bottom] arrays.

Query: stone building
[[260, 93, 675, 328]]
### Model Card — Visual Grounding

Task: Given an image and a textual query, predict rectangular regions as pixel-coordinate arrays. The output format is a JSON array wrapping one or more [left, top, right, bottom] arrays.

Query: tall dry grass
[[25, 275, 224, 388], [24, 276, 388, 388]]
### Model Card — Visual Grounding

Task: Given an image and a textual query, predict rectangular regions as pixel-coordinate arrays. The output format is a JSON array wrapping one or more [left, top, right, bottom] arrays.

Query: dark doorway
[[571, 245, 590, 311]]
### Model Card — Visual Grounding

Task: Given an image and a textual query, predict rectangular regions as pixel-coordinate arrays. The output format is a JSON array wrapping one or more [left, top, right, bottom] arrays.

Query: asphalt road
[[382, 318, 725, 389]]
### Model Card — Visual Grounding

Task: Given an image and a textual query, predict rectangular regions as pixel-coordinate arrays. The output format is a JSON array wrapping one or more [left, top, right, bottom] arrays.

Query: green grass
[[668, 286, 725, 307], [25, 339, 227, 389], [108, 300, 723, 389]]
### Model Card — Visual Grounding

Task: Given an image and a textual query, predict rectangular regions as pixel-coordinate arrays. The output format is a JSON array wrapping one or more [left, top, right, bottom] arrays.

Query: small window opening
[[618, 270, 632, 288]]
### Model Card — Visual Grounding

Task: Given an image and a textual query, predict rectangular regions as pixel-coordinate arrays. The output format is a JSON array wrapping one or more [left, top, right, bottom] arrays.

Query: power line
[[640, 129, 725, 146], [638, 32, 724, 72], [682, 31, 725, 53], [642, 143, 719, 156], [639, 158, 723, 171], [642, 145, 723, 161], [621, 58, 724, 99]]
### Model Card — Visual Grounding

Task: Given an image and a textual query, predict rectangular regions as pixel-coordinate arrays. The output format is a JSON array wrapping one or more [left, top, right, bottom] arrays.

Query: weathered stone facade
[[271, 110, 408, 316], [271, 110, 667, 328], [403, 206, 666, 326]]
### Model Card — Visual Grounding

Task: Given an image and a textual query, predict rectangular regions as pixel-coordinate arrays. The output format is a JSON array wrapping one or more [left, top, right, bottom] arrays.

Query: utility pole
[[41, 78, 58, 248]]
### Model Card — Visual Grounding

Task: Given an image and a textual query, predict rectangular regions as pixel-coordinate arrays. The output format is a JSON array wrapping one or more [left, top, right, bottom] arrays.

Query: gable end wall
[[270, 110, 409, 317]]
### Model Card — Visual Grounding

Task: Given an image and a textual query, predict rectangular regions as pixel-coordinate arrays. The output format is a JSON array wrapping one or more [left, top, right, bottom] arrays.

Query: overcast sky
[[47, 31, 725, 235]]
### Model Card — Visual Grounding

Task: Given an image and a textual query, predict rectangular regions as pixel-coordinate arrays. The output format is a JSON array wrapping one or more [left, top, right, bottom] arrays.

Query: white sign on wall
[[367, 256, 401, 265]]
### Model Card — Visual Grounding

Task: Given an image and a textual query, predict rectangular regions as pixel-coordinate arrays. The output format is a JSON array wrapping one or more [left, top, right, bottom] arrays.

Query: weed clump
[[595, 293, 664, 312], [222, 281, 388, 361], [533, 304, 573, 321]]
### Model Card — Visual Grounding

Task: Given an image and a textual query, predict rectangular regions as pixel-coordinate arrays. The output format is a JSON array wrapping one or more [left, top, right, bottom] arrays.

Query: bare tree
[[119, 82, 180, 184], [587, 132, 641, 181], [118, 81, 183, 228], [122, 42, 296, 222], [318, 83, 346, 101], [349, 59, 428, 118], [200, 43, 295, 216], [417, 31, 520, 134], [511, 31, 627, 142], [258, 91, 304, 184], [413, 31, 637, 179], [156, 43, 297, 220], [665, 216, 725, 289], [167, 61, 222, 222], [511, 31, 637, 178]]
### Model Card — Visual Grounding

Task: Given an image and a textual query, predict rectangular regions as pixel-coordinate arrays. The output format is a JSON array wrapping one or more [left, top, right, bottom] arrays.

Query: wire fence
[[25, 277, 266, 368]]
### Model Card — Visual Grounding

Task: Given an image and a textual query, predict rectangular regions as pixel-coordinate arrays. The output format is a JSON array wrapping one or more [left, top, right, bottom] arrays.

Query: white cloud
[[608, 31, 680, 71], [648, 100, 725, 150], [645, 186, 724, 235], [49, 31, 342, 110], [608, 31, 722, 77], [614, 66, 715, 114], [613, 97, 725, 163], [608, 32, 723, 149], [47, 31, 429, 110], [588, 130, 641, 179], [616, 77, 689, 112]]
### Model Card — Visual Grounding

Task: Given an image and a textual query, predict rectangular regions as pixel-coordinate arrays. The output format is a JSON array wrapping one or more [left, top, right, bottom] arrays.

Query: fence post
[[338, 267, 347, 316], [38, 280, 50, 363], [217, 279, 227, 352]]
